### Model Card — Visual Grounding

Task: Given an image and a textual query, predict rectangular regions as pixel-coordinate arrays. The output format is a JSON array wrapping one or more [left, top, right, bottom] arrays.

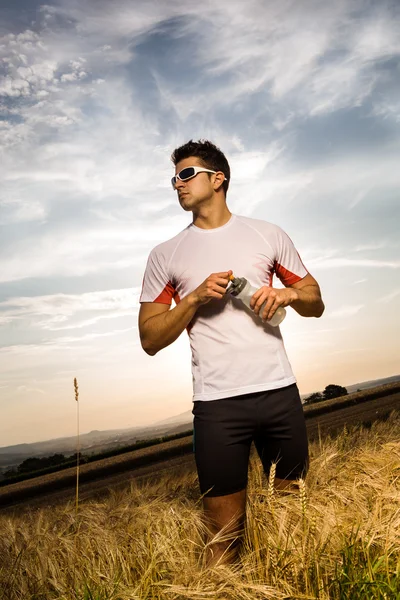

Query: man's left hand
[[250, 286, 299, 322]]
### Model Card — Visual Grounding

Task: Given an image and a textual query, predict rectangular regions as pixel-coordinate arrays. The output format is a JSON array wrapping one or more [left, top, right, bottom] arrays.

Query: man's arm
[[139, 296, 198, 356], [288, 273, 325, 318], [251, 273, 324, 322], [139, 270, 233, 355]]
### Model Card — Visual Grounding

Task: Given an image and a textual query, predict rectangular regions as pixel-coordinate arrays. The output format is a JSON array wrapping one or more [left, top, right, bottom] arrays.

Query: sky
[[0, 0, 399, 447]]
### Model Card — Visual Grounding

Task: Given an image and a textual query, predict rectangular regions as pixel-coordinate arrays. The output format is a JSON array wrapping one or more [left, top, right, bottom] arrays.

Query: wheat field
[[1, 412, 399, 600]]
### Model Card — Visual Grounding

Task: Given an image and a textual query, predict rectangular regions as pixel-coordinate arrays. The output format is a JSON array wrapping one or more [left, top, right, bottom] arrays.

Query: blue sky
[[1, 0, 399, 446]]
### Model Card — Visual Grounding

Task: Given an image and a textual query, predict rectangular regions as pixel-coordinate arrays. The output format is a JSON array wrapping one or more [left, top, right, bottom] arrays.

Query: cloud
[[0, 316, 13, 325], [354, 242, 388, 252], [328, 304, 364, 318], [328, 347, 366, 355], [372, 100, 400, 123], [0, 333, 140, 369], [0, 288, 140, 332], [53, 325, 135, 343], [0, 212, 190, 283], [143, 0, 400, 120], [230, 146, 286, 181], [16, 385, 46, 395], [2, 0, 399, 247], [0, 196, 47, 225], [38, 0, 174, 41], [377, 289, 400, 304], [308, 258, 400, 270], [0, 30, 58, 98]]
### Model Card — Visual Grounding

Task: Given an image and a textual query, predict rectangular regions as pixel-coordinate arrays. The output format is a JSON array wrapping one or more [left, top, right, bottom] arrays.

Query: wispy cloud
[[52, 326, 135, 344], [308, 258, 400, 270], [354, 242, 388, 252], [328, 305, 365, 318], [328, 347, 366, 355], [16, 385, 46, 395], [0, 327, 138, 356], [377, 289, 400, 304], [0, 289, 140, 332]]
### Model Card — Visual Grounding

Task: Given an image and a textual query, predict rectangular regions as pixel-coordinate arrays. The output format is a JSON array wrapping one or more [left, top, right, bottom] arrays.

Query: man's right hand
[[189, 270, 233, 307], [140, 269, 233, 355]]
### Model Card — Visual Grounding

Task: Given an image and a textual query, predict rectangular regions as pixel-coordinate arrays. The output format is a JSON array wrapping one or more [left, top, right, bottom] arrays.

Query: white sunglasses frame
[[171, 166, 226, 190]]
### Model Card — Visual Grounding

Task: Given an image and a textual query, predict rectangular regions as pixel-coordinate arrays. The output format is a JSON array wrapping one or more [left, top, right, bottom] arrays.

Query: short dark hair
[[171, 139, 230, 196]]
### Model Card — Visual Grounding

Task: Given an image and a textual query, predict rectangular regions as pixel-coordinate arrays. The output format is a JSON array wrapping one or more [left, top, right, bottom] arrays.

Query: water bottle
[[226, 275, 286, 327]]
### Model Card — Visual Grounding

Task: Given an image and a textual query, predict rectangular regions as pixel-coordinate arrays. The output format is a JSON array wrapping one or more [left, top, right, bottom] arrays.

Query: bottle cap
[[226, 276, 247, 297]]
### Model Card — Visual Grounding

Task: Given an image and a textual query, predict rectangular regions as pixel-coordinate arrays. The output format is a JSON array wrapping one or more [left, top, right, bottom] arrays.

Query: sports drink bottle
[[227, 275, 286, 327]]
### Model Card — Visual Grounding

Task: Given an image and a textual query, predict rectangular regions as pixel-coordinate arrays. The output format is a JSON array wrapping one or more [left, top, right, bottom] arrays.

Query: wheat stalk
[[74, 377, 80, 516], [266, 534, 278, 581], [267, 462, 276, 507], [304, 512, 317, 570], [298, 478, 307, 521]]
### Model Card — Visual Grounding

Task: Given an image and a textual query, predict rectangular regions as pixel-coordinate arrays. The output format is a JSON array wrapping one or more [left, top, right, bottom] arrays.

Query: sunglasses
[[171, 166, 226, 190]]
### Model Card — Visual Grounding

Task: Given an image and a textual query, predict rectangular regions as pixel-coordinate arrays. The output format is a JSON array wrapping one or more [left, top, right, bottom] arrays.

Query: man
[[138, 139, 324, 567]]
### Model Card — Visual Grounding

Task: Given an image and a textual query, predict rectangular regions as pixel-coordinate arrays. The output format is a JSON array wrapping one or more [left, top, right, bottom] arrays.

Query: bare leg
[[202, 488, 246, 567]]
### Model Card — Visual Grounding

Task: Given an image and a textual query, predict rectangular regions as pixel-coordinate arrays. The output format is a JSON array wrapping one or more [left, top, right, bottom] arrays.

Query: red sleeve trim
[[152, 286, 193, 333], [274, 261, 304, 286], [154, 281, 178, 304]]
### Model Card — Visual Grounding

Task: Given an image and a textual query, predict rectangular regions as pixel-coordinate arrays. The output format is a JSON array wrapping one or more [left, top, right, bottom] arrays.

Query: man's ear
[[213, 171, 226, 192]]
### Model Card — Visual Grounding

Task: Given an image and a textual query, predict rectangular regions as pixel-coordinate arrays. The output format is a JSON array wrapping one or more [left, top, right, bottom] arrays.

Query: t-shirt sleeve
[[273, 227, 308, 286], [139, 248, 177, 305]]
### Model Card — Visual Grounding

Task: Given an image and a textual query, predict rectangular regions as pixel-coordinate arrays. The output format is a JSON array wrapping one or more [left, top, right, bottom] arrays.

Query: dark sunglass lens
[[179, 167, 196, 180]]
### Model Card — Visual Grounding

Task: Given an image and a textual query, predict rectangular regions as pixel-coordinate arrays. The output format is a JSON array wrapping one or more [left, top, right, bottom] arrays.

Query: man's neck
[[192, 204, 232, 230]]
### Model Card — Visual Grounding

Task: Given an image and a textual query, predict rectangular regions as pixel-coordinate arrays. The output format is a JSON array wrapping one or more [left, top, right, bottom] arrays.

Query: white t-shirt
[[140, 214, 308, 401]]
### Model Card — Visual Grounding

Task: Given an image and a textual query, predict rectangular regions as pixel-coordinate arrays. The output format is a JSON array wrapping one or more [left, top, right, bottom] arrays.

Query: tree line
[[0, 430, 192, 484], [303, 383, 349, 405], [2, 452, 85, 480]]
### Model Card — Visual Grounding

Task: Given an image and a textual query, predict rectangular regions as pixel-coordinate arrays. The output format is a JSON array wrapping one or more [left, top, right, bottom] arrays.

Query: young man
[[138, 140, 324, 567]]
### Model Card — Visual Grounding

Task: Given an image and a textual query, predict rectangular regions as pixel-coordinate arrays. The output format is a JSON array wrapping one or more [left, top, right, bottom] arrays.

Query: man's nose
[[175, 178, 185, 190]]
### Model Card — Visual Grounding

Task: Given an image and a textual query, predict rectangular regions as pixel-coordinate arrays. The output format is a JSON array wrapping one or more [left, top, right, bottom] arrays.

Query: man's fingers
[[257, 297, 273, 317], [214, 283, 230, 295], [217, 278, 231, 288], [250, 289, 263, 309], [253, 295, 263, 310], [262, 296, 282, 320], [212, 274, 232, 288], [214, 273, 232, 282], [262, 301, 276, 320], [253, 290, 270, 312], [254, 290, 276, 318]]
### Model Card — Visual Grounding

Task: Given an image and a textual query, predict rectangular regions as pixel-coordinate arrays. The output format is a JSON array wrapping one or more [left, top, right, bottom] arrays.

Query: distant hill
[[1, 374, 399, 474], [344, 374, 400, 394], [0, 422, 192, 473], [154, 410, 194, 427], [152, 374, 400, 427]]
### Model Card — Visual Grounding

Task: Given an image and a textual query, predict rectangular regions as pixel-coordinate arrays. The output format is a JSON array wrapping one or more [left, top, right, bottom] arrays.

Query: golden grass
[[1, 412, 399, 599]]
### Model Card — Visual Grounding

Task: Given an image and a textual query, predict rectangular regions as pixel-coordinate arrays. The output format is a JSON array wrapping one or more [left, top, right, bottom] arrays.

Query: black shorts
[[192, 383, 309, 497]]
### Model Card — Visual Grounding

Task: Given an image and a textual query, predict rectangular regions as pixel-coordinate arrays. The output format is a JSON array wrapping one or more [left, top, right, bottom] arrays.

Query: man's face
[[174, 156, 215, 211]]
